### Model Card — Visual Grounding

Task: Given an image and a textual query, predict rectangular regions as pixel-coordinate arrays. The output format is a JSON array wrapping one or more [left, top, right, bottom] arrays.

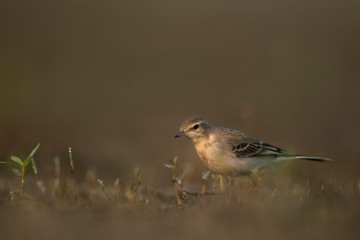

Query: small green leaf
[[12, 168, 22, 178], [0, 161, 19, 167], [10, 156, 23, 165], [31, 158, 38, 175], [28, 143, 40, 159], [24, 143, 40, 165]]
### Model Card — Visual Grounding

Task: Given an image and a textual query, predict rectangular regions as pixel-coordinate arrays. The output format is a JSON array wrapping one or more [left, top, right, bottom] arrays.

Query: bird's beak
[[174, 130, 184, 138]]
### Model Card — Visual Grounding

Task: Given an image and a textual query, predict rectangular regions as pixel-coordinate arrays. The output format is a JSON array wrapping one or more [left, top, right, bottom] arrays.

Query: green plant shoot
[[0, 143, 40, 197]]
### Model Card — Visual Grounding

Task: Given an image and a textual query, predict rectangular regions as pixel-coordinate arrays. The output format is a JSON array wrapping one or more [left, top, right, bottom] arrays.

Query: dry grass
[[0, 149, 359, 240]]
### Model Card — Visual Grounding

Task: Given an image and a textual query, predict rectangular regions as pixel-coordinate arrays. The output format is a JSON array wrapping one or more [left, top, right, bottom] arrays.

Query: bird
[[174, 116, 331, 188]]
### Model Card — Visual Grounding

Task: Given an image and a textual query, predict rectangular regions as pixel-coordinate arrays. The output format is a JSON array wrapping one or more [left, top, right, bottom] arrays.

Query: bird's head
[[174, 116, 212, 142]]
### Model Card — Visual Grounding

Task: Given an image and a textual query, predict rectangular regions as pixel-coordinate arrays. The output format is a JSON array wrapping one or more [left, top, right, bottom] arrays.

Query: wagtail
[[175, 116, 331, 187]]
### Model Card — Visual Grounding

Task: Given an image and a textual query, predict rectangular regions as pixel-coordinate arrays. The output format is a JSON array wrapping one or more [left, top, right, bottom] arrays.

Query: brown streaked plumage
[[174, 116, 331, 183]]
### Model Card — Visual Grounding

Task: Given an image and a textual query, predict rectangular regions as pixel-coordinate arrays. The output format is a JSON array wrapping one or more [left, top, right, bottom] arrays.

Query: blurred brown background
[[1, 0, 359, 184]]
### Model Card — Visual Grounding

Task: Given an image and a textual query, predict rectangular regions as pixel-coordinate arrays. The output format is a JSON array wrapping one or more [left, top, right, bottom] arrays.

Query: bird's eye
[[193, 124, 199, 130]]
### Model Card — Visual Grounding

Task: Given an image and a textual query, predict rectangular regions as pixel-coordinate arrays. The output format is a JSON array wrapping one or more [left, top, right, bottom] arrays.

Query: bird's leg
[[258, 169, 267, 189], [248, 173, 258, 193], [227, 176, 234, 195], [227, 175, 234, 186], [250, 168, 267, 190], [248, 174, 256, 188], [219, 175, 225, 191], [226, 176, 234, 205]]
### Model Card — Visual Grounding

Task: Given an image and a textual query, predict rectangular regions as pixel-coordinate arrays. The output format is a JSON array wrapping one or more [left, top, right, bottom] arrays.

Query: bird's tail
[[275, 154, 332, 163], [294, 155, 332, 162]]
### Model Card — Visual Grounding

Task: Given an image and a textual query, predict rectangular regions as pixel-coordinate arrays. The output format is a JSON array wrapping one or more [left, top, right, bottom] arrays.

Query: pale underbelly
[[195, 147, 273, 175]]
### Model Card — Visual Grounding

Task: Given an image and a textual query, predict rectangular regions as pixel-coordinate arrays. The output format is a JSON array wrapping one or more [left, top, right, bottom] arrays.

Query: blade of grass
[[69, 147, 77, 204]]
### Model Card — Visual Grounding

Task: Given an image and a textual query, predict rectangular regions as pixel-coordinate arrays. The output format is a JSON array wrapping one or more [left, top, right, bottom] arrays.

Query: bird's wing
[[232, 141, 284, 158], [221, 128, 285, 158]]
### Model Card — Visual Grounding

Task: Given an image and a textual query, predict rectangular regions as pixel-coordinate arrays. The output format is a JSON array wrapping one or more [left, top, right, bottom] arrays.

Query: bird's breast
[[195, 143, 211, 166], [194, 140, 235, 174]]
